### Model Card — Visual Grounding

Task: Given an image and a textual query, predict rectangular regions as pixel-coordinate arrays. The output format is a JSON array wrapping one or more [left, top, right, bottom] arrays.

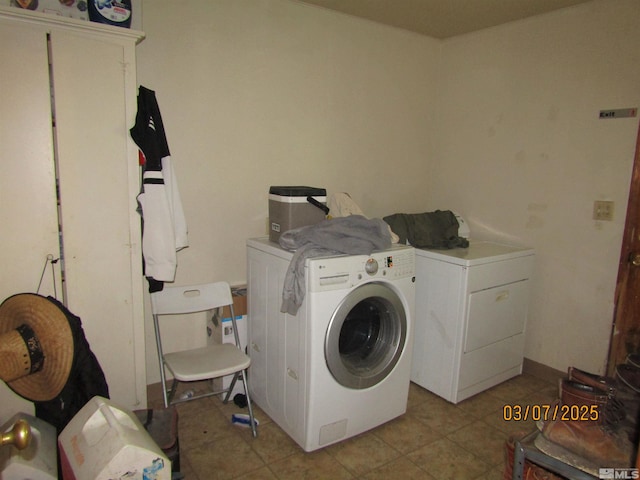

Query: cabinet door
[[50, 29, 145, 410], [0, 18, 61, 421], [0, 23, 61, 299]]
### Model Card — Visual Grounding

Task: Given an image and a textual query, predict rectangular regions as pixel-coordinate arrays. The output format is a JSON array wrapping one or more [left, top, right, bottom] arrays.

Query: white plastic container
[[58, 396, 170, 480], [0, 413, 57, 480]]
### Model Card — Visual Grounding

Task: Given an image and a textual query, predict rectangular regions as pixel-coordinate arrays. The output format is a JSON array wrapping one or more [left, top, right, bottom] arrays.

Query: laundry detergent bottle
[[88, 0, 132, 28]]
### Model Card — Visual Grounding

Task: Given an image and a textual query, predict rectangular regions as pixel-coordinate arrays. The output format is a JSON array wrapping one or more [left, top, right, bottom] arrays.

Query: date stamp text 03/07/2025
[[502, 404, 599, 422]]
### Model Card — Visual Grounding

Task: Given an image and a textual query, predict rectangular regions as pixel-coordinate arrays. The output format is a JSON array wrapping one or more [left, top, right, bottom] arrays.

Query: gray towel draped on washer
[[278, 215, 392, 315]]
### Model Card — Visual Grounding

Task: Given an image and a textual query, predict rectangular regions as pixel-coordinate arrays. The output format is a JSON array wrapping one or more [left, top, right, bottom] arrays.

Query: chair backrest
[[150, 282, 234, 316]]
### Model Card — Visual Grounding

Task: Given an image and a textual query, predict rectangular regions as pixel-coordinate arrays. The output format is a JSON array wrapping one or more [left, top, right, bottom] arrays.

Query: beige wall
[[432, 0, 640, 373], [137, 0, 440, 383], [137, 0, 439, 285], [137, 0, 640, 383]]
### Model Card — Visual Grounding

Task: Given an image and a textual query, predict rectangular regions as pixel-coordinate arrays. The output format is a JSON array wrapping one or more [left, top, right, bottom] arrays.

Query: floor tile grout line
[[149, 374, 562, 479]]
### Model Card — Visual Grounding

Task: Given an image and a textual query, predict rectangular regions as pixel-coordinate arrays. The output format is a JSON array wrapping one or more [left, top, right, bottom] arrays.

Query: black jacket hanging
[[34, 296, 109, 434], [130, 85, 170, 171], [129, 86, 189, 292]]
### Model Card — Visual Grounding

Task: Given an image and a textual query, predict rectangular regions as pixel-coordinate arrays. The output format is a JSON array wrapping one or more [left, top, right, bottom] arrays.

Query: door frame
[[607, 118, 640, 375]]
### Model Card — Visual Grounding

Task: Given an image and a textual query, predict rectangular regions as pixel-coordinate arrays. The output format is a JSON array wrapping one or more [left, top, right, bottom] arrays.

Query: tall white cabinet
[[0, 7, 146, 422]]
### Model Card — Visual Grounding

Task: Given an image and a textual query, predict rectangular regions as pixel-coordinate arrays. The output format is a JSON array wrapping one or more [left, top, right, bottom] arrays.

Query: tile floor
[[147, 373, 560, 480]]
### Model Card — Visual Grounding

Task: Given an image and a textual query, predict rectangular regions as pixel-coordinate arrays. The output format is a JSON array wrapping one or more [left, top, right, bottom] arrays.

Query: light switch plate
[[593, 200, 614, 221]]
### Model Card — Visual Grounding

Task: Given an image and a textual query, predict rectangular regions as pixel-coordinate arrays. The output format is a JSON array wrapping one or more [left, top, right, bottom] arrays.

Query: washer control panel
[[308, 245, 415, 292], [365, 258, 378, 275]]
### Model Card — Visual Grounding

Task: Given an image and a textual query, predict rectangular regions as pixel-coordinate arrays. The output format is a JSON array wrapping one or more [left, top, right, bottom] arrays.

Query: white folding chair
[[151, 281, 257, 437]]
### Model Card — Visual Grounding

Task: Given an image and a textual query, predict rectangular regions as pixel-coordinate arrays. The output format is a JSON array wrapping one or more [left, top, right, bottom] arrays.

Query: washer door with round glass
[[325, 282, 408, 389]]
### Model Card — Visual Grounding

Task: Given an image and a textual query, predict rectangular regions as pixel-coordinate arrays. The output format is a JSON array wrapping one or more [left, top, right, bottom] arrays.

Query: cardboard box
[[207, 286, 246, 345], [222, 288, 247, 318], [207, 286, 248, 397]]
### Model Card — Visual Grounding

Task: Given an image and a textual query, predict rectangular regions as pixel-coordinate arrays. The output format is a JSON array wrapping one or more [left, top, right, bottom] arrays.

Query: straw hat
[[0, 294, 73, 402]]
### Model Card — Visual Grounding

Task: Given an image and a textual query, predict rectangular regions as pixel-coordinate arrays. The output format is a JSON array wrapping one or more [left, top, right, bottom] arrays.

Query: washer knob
[[365, 258, 378, 275]]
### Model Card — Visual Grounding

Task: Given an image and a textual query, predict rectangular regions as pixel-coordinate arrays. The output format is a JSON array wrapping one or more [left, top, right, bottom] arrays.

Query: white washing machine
[[411, 237, 535, 404], [246, 237, 415, 451]]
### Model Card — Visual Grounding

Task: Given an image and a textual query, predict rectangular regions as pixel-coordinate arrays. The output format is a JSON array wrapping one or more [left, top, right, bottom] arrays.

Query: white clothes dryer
[[411, 240, 535, 403], [246, 237, 415, 451]]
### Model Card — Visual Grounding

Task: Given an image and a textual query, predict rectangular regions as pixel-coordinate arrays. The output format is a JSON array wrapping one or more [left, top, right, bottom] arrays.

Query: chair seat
[[164, 344, 251, 382], [151, 281, 257, 436]]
